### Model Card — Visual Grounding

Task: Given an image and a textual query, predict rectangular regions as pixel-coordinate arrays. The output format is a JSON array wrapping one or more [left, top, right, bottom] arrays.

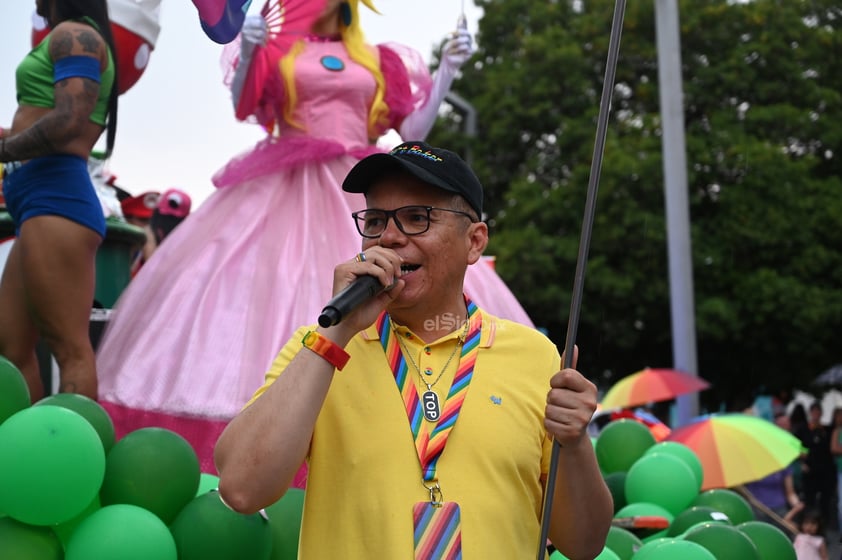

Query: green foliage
[[428, 0, 842, 408]]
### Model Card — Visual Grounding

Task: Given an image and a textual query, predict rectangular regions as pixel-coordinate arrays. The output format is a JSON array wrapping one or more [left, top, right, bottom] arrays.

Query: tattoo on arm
[[75, 30, 102, 55], [0, 122, 58, 162], [48, 28, 75, 58], [0, 23, 104, 162]]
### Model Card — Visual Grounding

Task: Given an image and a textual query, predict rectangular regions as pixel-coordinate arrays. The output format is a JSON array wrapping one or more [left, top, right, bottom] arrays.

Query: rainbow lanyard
[[377, 299, 482, 483]]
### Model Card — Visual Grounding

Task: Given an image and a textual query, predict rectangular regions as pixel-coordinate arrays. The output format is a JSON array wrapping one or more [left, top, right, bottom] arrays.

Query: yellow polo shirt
[[253, 309, 559, 558]]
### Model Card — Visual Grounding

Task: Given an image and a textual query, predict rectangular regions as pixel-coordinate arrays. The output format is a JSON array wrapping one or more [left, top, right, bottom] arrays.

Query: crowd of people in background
[[600, 392, 842, 559], [740, 397, 842, 559]]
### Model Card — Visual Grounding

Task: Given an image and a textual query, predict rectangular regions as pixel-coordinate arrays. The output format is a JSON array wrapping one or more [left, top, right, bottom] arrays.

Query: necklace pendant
[[422, 391, 441, 422]]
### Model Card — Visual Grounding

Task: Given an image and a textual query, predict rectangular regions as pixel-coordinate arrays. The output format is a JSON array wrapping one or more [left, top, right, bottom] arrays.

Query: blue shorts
[[2, 154, 106, 237]]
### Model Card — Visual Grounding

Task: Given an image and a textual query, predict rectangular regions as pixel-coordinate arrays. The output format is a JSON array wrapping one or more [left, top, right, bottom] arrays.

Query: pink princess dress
[[96, 39, 533, 479]]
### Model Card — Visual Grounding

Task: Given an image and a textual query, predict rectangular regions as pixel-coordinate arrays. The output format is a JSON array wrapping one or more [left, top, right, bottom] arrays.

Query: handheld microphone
[[318, 275, 384, 328]]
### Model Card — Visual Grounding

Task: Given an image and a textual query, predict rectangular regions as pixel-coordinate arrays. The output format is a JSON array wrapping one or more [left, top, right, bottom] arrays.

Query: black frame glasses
[[351, 205, 477, 238]]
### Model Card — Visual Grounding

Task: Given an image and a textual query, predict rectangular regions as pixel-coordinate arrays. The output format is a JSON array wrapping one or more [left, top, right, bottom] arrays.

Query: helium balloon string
[[536, 0, 627, 557]]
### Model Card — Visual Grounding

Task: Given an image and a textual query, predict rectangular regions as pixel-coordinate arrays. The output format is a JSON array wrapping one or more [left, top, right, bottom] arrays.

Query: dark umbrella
[[812, 364, 842, 387]]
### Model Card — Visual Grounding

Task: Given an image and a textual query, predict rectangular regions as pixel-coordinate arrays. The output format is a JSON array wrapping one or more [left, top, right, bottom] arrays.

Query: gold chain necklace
[[393, 320, 469, 422]]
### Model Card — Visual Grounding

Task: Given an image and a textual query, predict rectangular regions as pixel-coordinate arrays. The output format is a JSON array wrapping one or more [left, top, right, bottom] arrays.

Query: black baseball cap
[[342, 141, 483, 218]]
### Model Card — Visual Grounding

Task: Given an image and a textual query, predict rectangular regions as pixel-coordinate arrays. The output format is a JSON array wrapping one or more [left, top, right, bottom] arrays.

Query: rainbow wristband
[[301, 331, 350, 371]]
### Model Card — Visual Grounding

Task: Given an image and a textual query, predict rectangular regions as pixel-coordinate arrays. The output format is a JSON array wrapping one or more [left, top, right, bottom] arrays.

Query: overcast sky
[[0, 1, 483, 206]]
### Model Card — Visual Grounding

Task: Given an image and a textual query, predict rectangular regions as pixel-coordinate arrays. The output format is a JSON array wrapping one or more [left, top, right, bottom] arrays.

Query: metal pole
[[654, 0, 699, 426], [536, 0, 627, 556]]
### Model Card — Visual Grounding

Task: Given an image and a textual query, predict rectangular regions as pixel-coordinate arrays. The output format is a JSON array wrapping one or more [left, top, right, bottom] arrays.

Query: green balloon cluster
[[0, 365, 306, 560], [595, 414, 798, 560]]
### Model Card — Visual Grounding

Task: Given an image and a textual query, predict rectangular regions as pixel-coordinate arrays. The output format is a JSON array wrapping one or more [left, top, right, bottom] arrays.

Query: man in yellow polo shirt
[[215, 141, 613, 559]]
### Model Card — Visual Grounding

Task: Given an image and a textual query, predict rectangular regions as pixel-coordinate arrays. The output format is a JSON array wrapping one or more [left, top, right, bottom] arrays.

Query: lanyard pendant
[[421, 390, 440, 422]]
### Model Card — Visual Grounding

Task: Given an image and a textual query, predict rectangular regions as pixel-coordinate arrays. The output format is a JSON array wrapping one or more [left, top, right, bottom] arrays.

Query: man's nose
[[378, 215, 406, 244]]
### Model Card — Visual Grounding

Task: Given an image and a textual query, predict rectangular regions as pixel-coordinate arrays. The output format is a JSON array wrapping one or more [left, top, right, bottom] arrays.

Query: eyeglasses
[[351, 205, 477, 238]]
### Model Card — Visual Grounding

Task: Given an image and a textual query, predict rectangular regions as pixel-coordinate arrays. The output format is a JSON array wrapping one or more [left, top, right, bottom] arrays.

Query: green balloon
[[170, 491, 272, 560], [0, 406, 105, 525], [264, 488, 305, 560], [635, 539, 716, 560], [0, 355, 30, 425], [683, 522, 760, 560], [643, 441, 704, 490], [667, 506, 731, 537], [100, 427, 200, 525], [197, 473, 221, 496], [604, 472, 627, 513], [596, 420, 656, 474], [605, 526, 643, 560], [691, 489, 755, 525], [737, 521, 797, 560], [35, 392, 116, 453], [0, 516, 63, 560], [625, 453, 698, 516], [65, 504, 177, 560]]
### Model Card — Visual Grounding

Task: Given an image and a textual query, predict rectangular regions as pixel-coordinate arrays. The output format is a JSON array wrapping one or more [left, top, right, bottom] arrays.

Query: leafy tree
[[429, 0, 842, 409]]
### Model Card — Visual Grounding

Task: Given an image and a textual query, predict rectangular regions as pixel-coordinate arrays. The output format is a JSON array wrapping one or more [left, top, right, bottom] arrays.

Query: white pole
[[655, 0, 700, 426]]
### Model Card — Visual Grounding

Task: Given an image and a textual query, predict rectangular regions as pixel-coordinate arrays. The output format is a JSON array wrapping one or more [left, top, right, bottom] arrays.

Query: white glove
[[440, 28, 475, 75], [240, 14, 268, 58], [232, 14, 268, 110], [398, 28, 476, 141]]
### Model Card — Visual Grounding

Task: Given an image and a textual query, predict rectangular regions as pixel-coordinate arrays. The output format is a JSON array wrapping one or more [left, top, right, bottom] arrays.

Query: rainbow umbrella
[[667, 413, 805, 490], [600, 367, 710, 409]]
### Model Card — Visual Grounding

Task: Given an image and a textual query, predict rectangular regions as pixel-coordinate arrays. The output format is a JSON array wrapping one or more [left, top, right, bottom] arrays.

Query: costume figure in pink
[[96, 0, 532, 477]]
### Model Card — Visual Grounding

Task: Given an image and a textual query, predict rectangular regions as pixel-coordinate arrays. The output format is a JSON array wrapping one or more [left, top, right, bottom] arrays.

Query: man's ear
[[465, 221, 488, 265]]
